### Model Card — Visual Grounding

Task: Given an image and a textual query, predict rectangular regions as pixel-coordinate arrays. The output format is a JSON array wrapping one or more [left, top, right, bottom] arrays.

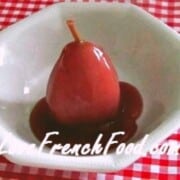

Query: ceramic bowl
[[0, 2, 180, 172]]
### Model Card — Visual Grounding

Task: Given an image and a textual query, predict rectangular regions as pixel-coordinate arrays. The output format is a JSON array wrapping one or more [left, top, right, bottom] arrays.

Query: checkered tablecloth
[[0, 0, 180, 179]]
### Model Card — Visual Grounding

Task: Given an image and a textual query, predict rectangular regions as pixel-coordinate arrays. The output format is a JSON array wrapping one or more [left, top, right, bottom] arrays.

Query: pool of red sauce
[[29, 82, 143, 155]]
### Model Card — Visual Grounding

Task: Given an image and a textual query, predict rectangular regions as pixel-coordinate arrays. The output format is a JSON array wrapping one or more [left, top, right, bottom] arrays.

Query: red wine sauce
[[29, 82, 143, 154]]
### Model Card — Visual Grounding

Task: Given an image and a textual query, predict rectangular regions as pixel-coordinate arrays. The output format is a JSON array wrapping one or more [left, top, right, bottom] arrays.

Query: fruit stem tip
[[66, 20, 81, 42]]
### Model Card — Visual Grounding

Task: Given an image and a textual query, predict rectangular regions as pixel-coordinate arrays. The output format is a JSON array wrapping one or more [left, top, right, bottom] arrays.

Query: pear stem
[[66, 20, 81, 42]]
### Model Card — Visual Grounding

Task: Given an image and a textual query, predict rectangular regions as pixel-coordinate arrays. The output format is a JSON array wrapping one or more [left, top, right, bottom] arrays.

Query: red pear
[[46, 20, 120, 125]]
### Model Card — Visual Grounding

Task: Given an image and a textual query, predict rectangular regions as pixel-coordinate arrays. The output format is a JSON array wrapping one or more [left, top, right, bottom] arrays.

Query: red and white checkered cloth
[[0, 0, 180, 179]]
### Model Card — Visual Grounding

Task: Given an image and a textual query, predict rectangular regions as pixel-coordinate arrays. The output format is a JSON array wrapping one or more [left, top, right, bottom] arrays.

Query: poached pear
[[46, 20, 120, 125]]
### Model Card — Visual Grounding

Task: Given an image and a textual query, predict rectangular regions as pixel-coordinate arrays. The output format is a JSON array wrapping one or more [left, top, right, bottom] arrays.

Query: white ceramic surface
[[0, 2, 180, 172]]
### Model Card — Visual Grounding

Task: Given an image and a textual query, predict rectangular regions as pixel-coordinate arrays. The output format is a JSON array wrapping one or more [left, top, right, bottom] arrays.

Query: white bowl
[[0, 2, 179, 172]]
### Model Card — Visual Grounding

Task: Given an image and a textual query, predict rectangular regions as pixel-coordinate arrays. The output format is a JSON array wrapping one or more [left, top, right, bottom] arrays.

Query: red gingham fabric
[[0, 0, 180, 179]]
